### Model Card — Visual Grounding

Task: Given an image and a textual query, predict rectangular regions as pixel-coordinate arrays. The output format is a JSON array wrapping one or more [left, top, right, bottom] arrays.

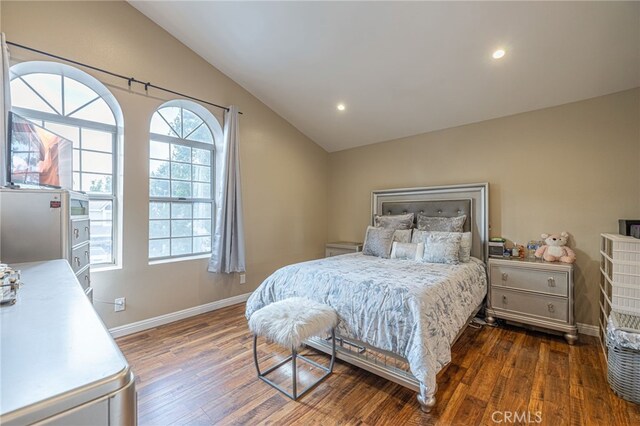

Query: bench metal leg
[[253, 328, 336, 401], [292, 348, 297, 399]]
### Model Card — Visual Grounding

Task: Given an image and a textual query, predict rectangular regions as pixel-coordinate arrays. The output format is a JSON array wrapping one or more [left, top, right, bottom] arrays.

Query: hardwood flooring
[[116, 303, 640, 425]]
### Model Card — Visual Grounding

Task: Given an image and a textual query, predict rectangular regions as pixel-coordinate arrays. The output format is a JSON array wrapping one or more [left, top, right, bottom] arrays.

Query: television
[[6, 112, 72, 189]]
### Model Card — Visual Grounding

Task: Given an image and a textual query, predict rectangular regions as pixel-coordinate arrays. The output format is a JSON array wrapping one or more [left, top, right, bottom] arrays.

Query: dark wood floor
[[117, 303, 640, 425]]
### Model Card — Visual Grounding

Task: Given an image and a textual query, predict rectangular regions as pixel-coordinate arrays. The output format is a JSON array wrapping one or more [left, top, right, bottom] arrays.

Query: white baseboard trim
[[577, 322, 599, 337], [109, 292, 252, 338]]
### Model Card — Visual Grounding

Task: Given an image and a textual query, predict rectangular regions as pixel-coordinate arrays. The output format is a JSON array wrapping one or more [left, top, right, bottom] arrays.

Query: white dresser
[[0, 260, 136, 425], [485, 257, 578, 344], [0, 188, 92, 301]]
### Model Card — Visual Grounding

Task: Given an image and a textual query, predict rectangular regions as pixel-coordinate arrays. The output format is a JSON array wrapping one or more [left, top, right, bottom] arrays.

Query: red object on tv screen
[[8, 112, 72, 188]]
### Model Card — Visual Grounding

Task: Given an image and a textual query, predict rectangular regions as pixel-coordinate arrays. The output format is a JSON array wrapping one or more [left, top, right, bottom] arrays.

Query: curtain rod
[[6, 40, 243, 115]]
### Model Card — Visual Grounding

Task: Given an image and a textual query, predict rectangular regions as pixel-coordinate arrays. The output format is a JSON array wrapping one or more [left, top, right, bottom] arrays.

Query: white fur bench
[[248, 297, 338, 400]]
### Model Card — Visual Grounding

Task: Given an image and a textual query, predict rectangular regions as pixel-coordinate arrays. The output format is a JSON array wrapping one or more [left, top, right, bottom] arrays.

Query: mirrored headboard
[[371, 183, 489, 262]]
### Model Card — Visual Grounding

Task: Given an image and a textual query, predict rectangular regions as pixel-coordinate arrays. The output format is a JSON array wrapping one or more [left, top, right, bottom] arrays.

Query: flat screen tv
[[7, 112, 72, 189]]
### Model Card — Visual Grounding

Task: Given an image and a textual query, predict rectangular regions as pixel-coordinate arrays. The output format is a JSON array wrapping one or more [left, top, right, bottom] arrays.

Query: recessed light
[[492, 49, 506, 59], [337, 103, 346, 111]]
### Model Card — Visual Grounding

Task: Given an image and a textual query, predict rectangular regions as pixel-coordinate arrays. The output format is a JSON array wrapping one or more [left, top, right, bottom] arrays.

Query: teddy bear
[[534, 232, 576, 263]]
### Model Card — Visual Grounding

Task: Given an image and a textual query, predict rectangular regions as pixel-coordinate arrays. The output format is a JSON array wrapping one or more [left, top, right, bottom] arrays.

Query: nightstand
[[325, 241, 363, 257], [485, 257, 578, 344]]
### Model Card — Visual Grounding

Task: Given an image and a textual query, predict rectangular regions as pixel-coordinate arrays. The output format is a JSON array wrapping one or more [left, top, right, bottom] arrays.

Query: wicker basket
[[607, 337, 640, 403]]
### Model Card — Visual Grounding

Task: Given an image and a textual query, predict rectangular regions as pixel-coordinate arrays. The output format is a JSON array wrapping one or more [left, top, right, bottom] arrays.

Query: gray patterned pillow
[[459, 232, 472, 263], [416, 214, 466, 232], [422, 232, 462, 264], [413, 230, 472, 263], [390, 242, 425, 261], [362, 226, 395, 258], [393, 229, 412, 243], [374, 213, 414, 230], [411, 229, 427, 244]]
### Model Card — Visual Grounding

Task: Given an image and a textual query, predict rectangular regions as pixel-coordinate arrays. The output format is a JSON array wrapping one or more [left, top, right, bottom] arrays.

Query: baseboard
[[108, 295, 601, 339], [577, 322, 599, 337], [109, 292, 252, 338]]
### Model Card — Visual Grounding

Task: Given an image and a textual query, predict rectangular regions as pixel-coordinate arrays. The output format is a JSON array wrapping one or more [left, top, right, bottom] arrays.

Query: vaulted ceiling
[[131, 1, 640, 152]]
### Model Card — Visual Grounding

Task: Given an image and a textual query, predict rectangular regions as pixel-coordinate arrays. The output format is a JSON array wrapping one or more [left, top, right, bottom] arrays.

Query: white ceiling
[[131, 1, 640, 152]]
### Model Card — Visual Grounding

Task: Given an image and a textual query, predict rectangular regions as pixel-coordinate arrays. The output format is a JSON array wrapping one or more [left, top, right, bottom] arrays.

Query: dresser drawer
[[76, 266, 91, 291], [71, 243, 91, 273], [491, 288, 568, 323], [70, 219, 91, 247], [490, 264, 568, 297]]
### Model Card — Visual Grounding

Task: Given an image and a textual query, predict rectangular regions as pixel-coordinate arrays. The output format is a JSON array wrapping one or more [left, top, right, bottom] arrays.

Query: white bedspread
[[246, 253, 487, 394]]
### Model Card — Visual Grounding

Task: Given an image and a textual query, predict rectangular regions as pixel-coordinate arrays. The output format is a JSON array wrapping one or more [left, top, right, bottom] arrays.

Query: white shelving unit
[[599, 233, 640, 357]]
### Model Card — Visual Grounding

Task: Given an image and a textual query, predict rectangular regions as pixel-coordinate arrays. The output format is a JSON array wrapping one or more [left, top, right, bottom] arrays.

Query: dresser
[[325, 241, 363, 257], [0, 260, 136, 425], [0, 188, 92, 301], [485, 257, 578, 344]]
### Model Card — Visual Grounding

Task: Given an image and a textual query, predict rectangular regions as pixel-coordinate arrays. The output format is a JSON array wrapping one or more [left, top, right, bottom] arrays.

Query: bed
[[246, 183, 489, 412]]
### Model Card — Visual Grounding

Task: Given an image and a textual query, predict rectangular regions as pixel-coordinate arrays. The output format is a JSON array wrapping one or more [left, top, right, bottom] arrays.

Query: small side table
[[325, 241, 363, 257], [485, 257, 578, 344]]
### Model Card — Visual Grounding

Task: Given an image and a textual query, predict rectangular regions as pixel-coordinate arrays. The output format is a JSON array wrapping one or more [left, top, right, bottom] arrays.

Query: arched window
[[148, 100, 221, 260], [9, 61, 123, 266]]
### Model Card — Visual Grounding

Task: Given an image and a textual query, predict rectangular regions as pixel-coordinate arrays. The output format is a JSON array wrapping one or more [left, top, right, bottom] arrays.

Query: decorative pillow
[[374, 213, 414, 230], [422, 232, 462, 264], [411, 229, 427, 244], [459, 232, 472, 263], [362, 226, 395, 258], [413, 230, 472, 263], [390, 242, 425, 261], [393, 229, 412, 243], [417, 214, 466, 232]]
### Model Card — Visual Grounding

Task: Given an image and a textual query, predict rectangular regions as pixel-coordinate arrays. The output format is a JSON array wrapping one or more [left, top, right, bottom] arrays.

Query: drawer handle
[[74, 228, 80, 238], [84, 275, 90, 282], [85, 226, 90, 234], [548, 277, 556, 287], [74, 256, 81, 267], [501, 272, 508, 281], [502, 295, 508, 304], [548, 303, 555, 313], [84, 251, 90, 259]]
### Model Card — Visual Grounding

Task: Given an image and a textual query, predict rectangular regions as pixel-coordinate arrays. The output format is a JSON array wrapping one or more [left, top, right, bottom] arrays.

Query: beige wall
[[1, 1, 328, 328], [328, 88, 640, 326]]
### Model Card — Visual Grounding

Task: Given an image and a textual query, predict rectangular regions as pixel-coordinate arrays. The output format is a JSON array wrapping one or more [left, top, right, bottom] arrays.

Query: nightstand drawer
[[491, 288, 568, 323], [325, 242, 362, 257], [326, 247, 354, 257], [490, 264, 569, 297]]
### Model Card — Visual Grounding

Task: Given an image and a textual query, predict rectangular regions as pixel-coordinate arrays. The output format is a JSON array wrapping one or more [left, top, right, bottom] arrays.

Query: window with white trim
[[148, 102, 218, 260], [9, 63, 122, 266]]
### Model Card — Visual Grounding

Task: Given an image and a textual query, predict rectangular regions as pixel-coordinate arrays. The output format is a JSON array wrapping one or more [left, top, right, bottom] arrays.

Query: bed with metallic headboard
[[246, 183, 489, 412]]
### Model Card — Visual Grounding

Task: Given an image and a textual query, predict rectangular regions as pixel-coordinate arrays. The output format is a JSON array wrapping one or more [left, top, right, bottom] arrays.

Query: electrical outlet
[[239, 274, 246, 284], [114, 297, 126, 312]]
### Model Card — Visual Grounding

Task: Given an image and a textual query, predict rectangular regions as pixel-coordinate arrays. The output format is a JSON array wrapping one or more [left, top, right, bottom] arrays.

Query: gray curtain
[[208, 105, 246, 273], [1, 33, 10, 187]]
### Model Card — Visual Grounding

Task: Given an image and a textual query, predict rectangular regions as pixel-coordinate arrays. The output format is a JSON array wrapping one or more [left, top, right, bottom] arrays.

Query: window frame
[[9, 63, 123, 268], [148, 104, 217, 262]]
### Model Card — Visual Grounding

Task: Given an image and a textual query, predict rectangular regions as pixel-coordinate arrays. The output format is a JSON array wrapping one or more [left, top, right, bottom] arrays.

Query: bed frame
[[306, 183, 489, 412]]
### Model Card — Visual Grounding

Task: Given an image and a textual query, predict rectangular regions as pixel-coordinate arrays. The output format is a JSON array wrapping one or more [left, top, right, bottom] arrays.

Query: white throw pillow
[[390, 242, 425, 261], [412, 230, 472, 263]]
